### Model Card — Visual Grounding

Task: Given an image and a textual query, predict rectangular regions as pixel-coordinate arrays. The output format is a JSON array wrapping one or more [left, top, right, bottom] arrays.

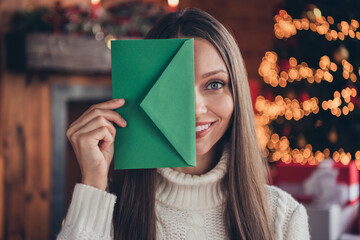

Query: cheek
[[210, 94, 234, 120]]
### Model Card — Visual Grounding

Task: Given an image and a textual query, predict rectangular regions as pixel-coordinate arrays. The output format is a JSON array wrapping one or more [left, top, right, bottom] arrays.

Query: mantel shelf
[[27, 33, 111, 73]]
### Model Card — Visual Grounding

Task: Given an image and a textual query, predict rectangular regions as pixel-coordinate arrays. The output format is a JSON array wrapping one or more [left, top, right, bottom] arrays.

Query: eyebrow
[[201, 69, 228, 78]]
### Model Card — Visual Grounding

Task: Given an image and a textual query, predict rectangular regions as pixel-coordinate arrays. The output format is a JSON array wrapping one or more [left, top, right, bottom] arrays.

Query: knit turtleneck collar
[[156, 144, 230, 210]]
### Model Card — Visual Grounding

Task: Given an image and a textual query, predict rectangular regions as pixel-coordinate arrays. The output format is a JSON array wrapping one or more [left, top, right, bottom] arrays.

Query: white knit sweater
[[57, 149, 310, 240]]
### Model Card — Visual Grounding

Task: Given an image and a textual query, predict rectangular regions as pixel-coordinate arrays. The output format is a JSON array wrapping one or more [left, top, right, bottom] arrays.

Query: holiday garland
[[10, 1, 167, 38]]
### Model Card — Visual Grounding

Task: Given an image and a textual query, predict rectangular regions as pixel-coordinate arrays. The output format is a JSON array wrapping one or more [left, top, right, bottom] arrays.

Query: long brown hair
[[109, 8, 273, 240]]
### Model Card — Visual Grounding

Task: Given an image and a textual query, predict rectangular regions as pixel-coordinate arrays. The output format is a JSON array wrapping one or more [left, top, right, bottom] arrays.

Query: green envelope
[[111, 38, 196, 169]]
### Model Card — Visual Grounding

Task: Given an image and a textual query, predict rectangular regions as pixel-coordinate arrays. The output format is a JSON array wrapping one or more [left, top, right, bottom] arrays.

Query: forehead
[[193, 38, 228, 77]]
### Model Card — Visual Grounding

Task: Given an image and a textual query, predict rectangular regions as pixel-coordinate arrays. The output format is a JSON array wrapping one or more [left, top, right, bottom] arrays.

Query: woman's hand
[[66, 99, 127, 191]]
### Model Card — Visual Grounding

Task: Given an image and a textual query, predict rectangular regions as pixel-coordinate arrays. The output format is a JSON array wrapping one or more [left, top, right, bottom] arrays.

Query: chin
[[195, 142, 212, 156], [196, 149, 208, 156]]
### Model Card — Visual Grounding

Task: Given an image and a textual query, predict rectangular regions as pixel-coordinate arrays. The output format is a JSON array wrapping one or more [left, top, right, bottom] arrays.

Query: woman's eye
[[207, 81, 224, 90]]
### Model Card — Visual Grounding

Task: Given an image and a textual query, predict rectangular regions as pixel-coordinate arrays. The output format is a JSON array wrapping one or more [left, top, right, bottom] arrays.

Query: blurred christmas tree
[[255, 0, 360, 166]]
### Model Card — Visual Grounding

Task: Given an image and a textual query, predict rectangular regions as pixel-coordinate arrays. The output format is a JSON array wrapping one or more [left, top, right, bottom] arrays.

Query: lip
[[196, 121, 214, 127], [196, 121, 216, 139]]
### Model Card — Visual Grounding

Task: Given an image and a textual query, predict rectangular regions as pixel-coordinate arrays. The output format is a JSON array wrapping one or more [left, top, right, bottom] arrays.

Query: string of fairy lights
[[256, 7, 360, 167], [274, 9, 360, 41], [258, 52, 358, 87]]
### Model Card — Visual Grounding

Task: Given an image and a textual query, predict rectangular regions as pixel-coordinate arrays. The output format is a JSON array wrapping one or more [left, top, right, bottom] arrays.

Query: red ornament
[[356, 98, 360, 108], [264, 90, 275, 102], [300, 92, 310, 102], [287, 37, 298, 47], [91, 0, 101, 19], [282, 125, 291, 136], [279, 59, 290, 72], [349, 87, 359, 107]]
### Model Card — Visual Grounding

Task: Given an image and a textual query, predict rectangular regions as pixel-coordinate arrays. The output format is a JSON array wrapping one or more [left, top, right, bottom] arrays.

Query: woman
[[58, 8, 310, 240]]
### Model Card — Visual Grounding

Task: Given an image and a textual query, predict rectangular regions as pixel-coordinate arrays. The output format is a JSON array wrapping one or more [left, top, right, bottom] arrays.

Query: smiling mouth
[[195, 121, 216, 138], [195, 122, 215, 132]]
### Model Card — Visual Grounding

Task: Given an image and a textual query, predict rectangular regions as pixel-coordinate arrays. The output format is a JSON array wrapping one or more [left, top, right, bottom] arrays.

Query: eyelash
[[207, 80, 225, 90]]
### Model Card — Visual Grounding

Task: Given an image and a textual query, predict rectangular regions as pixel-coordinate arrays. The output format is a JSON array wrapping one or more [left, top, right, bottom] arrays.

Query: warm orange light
[[357, 32, 360, 40], [351, 88, 357, 97], [321, 101, 328, 110], [330, 62, 337, 71], [336, 108, 342, 117], [304, 148, 311, 158], [279, 78, 287, 87], [338, 32, 345, 40], [355, 159, 360, 170], [349, 30, 355, 38], [327, 16, 334, 25], [91, 0, 100, 4], [341, 154, 351, 165], [341, 89, 347, 98], [310, 23, 317, 32], [350, 73, 357, 82], [257, 12, 360, 164], [168, 0, 179, 8], [289, 57, 297, 67], [324, 148, 330, 158], [348, 102, 355, 111], [307, 76, 315, 83], [324, 71, 332, 82], [351, 19, 359, 28], [341, 21, 349, 30], [356, 151, 360, 160]]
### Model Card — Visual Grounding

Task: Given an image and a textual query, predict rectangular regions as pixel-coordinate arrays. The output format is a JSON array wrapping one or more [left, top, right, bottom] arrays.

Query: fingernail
[[115, 98, 124, 104], [122, 119, 127, 126]]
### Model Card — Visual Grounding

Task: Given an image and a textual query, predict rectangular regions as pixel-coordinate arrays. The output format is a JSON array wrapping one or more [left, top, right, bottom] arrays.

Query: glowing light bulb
[[168, 0, 179, 8]]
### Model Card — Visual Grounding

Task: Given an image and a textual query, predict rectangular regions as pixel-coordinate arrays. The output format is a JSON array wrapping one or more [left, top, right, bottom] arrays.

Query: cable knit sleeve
[[56, 183, 117, 240], [285, 204, 310, 240], [266, 185, 310, 240]]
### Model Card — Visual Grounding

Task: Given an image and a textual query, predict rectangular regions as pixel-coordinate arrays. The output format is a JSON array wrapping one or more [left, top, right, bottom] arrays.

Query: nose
[[194, 90, 207, 117]]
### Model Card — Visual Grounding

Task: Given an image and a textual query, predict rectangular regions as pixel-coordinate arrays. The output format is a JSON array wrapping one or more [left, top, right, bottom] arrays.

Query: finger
[[91, 98, 125, 111], [99, 132, 114, 151], [72, 116, 117, 140], [67, 109, 126, 137], [70, 99, 125, 128], [78, 126, 114, 151]]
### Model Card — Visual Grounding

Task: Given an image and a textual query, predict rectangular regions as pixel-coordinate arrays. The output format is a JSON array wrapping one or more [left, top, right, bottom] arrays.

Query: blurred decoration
[[6, 0, 167, 73], [328, 128, 338, 144], [91, 0, 102, 19], [274, 159, 359, 207], [333, 45, 349, 63], [168, 0, 179, 12], [274, 157, 360, 239], [9, 1, 166, 38], [256, 0, 360, 167]]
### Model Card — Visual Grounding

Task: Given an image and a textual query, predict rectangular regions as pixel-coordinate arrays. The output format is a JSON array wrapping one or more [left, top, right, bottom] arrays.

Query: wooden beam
[[0, 33, 5, 240], [1, 73, 51, 239], [24, 77, 51, 239], [2, 72, 27, 239]]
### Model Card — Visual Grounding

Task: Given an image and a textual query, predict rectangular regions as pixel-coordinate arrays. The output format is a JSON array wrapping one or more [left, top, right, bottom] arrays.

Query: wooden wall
[[0, 72, 52, 240], [0, 71, 112, 239], [0, 0, 282, 239], [0, 34, 5, 240]]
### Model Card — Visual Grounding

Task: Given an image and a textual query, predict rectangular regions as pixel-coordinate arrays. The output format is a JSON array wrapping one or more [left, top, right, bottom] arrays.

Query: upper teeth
[[196, 123, 211, 132]]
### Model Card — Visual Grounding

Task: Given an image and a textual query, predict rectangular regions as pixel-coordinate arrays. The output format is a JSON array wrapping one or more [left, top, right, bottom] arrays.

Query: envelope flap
[[140, 39, 196, 166]]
